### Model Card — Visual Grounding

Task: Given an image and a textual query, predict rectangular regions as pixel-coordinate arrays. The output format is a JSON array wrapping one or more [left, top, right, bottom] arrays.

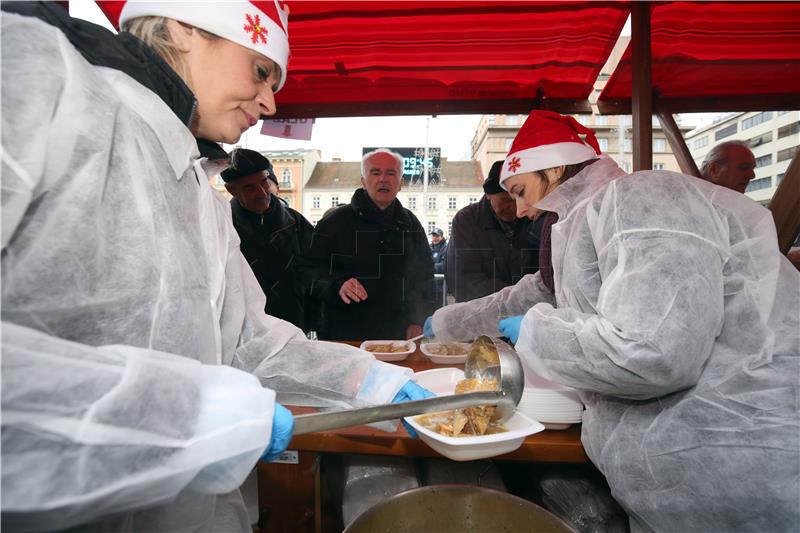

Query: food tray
[[359, 339, 415, 361], [419, 342, 470, 364]]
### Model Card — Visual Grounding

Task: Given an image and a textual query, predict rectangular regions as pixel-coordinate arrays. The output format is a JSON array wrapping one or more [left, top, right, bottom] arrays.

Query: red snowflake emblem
[[243, 13, 268, 44], [508, 156, 521, 173]]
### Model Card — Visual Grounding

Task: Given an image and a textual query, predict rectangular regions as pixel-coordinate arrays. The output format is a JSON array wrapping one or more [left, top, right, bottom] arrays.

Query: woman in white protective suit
[[424, 110, 799, 532], [0, 2, 432, 531]]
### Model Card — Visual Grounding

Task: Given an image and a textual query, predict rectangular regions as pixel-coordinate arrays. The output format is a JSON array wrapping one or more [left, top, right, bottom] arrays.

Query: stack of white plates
[[516, 371, 584, 430]]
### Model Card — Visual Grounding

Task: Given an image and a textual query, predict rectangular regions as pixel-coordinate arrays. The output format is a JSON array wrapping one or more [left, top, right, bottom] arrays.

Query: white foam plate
[[360, 340, 415, 362], [407, 368, 545, 461], [419, 342, 470, 364]]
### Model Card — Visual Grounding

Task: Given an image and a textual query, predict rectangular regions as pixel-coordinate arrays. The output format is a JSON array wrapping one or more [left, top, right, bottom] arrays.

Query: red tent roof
[[97, 1, 629, 118], [598, 1, 800, 113]]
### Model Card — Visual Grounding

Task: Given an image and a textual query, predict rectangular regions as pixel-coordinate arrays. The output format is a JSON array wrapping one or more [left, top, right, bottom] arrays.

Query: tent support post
[[657, 110, 700, 178], [768, 150, 800, 254], [631, 1, 653, 171]]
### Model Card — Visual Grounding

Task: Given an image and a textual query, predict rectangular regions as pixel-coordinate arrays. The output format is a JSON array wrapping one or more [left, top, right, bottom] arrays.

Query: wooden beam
[[273, 98, 593, 120], [598, 93, 800, 116], [657, 110, 700, 178], [631, 1, 653, 171], [768, 149, 800, 254]]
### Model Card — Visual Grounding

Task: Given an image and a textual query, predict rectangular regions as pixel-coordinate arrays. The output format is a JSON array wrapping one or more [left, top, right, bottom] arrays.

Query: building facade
[[260, 149, 321, 211], [302, 159, 484, 239], [686, 111, 799, 205]]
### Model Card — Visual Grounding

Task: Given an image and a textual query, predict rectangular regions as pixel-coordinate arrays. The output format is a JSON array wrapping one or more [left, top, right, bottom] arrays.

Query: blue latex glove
[[261, 403, 295, 462], [392, 380, 436, 438], [498, 315, 524, 344], [423, 316, 435, 337]]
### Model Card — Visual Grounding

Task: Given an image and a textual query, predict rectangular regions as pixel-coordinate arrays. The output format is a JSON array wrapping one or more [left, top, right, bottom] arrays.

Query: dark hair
[[530, 158, 598, 196]]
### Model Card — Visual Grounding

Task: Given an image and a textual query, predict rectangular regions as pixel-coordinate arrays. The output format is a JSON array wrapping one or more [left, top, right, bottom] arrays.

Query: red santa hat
[[118, 1, 290, 91], [500, 110, 601, 188]]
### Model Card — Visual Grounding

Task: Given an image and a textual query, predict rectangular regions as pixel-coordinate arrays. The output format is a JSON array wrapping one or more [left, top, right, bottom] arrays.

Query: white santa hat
[[500, 110, 601, 188], [119, 1, 290, 91]]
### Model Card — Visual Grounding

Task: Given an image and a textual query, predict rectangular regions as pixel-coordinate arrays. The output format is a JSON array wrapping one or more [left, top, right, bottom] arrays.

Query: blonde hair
[[124, 17, 217, 83]]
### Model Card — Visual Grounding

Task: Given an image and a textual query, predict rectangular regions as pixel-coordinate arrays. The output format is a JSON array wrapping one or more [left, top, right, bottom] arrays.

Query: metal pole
[[422, 116, 430, 233]]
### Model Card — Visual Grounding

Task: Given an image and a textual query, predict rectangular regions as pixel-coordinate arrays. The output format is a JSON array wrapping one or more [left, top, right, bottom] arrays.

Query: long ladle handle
[[293, 391, 502, 435]]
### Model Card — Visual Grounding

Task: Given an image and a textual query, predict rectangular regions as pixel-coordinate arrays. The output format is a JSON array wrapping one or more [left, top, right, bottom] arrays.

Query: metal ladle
[[293, 336, 524, 435]]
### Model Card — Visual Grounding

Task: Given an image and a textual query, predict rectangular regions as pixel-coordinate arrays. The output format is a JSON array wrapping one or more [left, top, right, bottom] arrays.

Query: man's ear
[[360, 176, 366, 188], [706, 162, 721, 183], [165, 19, 194, 53]]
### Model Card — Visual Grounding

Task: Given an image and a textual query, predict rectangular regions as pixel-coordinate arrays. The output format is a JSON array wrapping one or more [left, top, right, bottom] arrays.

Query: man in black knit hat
[[445, 160, 542, 302], [222, 148, 315, 330]]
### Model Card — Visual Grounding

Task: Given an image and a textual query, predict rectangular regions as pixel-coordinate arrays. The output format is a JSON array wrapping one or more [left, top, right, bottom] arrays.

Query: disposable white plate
[[360, 340, 415, 362], [419, 342, 470, 364], [407, 368, 545, 461]]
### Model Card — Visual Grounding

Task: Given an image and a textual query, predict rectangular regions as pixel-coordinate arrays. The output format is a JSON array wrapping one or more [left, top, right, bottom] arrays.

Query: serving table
[[256, 341, 588, 532]]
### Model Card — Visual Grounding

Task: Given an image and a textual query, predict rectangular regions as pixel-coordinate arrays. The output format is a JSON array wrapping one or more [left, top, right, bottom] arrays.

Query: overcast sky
[[70, 1, 718, 162]]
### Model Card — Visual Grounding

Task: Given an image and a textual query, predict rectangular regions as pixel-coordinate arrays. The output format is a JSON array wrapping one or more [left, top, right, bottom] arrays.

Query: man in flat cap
[[223, 148, 315, 330], [446, 160, 541, 302]]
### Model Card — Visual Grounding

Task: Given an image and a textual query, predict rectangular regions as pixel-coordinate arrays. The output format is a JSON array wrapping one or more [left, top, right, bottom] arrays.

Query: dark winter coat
[[446, 196, 540, 302], [430, 239, 448, 274], [306, 188, 435, 340], [231, 196, 315, 329]]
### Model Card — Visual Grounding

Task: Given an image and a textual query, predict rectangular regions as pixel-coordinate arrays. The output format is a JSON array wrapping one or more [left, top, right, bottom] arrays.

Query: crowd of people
[[2, 2, 797, 532]]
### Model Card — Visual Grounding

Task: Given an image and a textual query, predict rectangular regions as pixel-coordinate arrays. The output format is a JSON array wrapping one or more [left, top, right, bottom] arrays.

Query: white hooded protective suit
[[432, 157, 800, 532], [1, 12, 410, 532]]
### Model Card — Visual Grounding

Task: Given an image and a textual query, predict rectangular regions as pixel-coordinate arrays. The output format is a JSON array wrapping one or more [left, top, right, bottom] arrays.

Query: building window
[[427, 196, 437, 209], [448, 196, 457, 209], [408, 196, 417, 209], [653, 163, 665, 170], [777, 147, 797, 163], [746, 177, 772, 192], [331, 196, 339, 207], [427, 221, 437, 233], [282, 168, 293, 181], [488, 116, 496, 125], [741, 112, 773, 130], [468, 196, 478, 204], [692, 136, 709, 150], [777, 173, 785, 183], [448, 220, 453, 235], [715, 123, 738, 141], [598, 138, 609, 151], [748, 131, 773, 148], [778, 121, 800, 139], [653, 138, 667, 152], [755, 154, 773, 168], [312, 196, 320, 209]]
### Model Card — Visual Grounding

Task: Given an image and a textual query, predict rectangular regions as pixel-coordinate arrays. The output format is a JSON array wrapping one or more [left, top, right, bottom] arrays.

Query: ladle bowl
[[293, 336, 524, 435]]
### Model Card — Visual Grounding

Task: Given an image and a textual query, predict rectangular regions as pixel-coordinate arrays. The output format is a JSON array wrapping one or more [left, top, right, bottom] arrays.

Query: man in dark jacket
[[446, 160, 540, 302], [429, 227, 448, 275], [307, 149, 435, 341], [223, 149, 315, 330]]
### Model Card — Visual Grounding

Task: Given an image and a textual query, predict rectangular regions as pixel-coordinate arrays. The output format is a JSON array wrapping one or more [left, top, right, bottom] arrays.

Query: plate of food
[[406, 368, 544, 461], [360, 339, 416, 361], [419, 342, 470, 364]]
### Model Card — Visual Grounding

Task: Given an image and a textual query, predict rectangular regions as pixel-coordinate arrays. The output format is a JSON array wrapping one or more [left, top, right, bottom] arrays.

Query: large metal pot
[[344, 485, 577, 533]]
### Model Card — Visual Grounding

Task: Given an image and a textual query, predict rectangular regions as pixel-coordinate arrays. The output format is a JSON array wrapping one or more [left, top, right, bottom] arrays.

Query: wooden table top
[[286, 341, 589, 463]]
